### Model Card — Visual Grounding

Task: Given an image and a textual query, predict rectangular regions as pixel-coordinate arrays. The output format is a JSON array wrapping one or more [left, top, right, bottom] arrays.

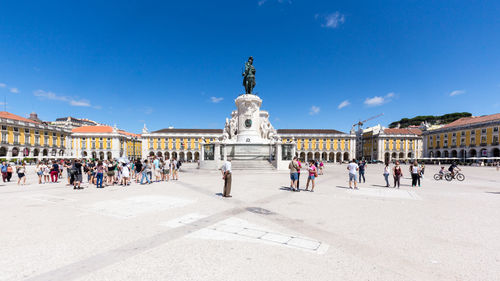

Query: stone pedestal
[[235, 94, 263, 143]]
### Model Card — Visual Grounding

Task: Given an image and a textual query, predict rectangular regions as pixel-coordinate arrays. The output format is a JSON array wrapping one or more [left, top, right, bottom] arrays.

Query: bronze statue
[[242, 56, 256, 95]]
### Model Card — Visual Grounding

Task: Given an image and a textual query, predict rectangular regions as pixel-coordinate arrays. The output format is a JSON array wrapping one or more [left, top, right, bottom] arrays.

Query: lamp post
[[132, 136, 137, 161]]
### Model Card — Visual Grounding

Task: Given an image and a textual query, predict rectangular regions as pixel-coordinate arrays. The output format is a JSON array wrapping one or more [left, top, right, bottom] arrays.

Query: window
[[494, 127, 499, 132], [14, 134, 19, 144], [471, 130, 475, 135], [481, 129, 486, 134], [107, 138, 111, 148], [82, 138, 86, 149], [13, 127, 18, 132], [1, 126, 6, 130], [471, 137, 475, 144], [1, 132, 8, 143], [461, 131, 465, 136], [44, 132, 48, 136], [35, 136, 40, 145], [44, 136, 49, 145], [25, 129, 29, 133], [452, 132, 456, 137], [35, 130, 39, 135], [481, 136, 487, 143], [24, 134, 30, 144], [53, 133, 56, 137]]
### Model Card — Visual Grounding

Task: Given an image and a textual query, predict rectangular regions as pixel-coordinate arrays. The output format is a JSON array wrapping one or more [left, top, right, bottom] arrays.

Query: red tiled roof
[[383, 128, 422, 135], [72, 126, 140, 137], [0, 111, 39, 124], [442, 113, 500, 129]]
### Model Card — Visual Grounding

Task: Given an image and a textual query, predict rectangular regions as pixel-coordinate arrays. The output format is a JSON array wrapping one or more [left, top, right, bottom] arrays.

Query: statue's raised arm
[[242, 56, 256, 95]]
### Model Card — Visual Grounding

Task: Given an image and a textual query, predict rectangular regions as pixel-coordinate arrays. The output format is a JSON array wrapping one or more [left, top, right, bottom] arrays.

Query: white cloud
[[210, 96, 224, 103], [338, 100, 350, 109], [33, 89, 92, 107], [258, 0, 291, 6], [144, 107, 153, 115], [317, 12, 345, 29], [364, 92, 395, 107], [0, 83, 6, 88], [449, 90, 465, 96], [10, 88, 19, 94], [309, 105, 320, 115]]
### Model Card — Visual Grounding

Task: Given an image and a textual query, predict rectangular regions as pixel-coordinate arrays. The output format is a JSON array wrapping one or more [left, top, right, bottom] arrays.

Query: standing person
[[383, 162, 390, 187], [73, 159, 83, 189], [50, 161, 59, 182], [347, 159, 359, 189], [393, 161, 403, 188], [43, 162, 50, 183], [288, 156, 299, 192], [1, 162, 7, 182], [95, 161, 104, 188], [221, 159, 232, 198], [319, 161, 324, 175], [140, 159, 152, 184], [134, 159, 142, 183], [305, 160, 317, 192], [171, 158, 179, 181], [107, 161, 116, 186], [296, 158, 302, 190], [420, 163, 425, 178], [6, 164, 13, 182], [410, 161, 420, 187], [358, 160, 366, 183], [153, 157, 161, 182], [36, 162, 43, 184], [121, 162, 130, 186], [16, 162, 27, 186]]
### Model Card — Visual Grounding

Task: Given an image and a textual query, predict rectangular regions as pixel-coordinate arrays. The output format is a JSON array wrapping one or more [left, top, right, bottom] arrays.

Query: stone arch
[[194, 151, 200, 161], [407, 152, 412, 159], [399, 152, 404, 159], [299, 152, 306, 161], [459, 149, 466, 159], [435, 151, 441, 158], [149, 151, 155, 157], [314, 152, 320, 160], [59, 150, 64, 157], [172, 151, 178, 160], [187, 151, 193, 161], [343, 152, 349, 161], [385, 152, 390, 163], [468, 149, 477, 158], [99, 151, 105, 160], [451, 150, 457, 158], [107, 151, 113, 160], [328, 152, 334, 162], [23, 147, 30, 157], [51, 148, 57, 157], [336, 152, 342, 162], [391, 152, 397, 159], [165, 151, 170, 160], [12, 147, 20, 157], [321, 152, 327, 161], [492, 148, 500, 157], [0, 146, 6, 157], [82, 151, 88, 158], [429, 151, 434, 158], [91, 151, 97, 159], [179, 152, 185, 161], [480, 148, 488, 157], [444, 151, 449, 158], [33, 148, 40, 157], [306, 152, 313, 161]]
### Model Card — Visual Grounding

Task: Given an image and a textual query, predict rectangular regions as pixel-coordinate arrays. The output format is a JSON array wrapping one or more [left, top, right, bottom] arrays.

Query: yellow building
[[361, 125, 423, 162], [423, 113, 500, 160], [0, 111, 71, 160], [71, 125, 141, 160]]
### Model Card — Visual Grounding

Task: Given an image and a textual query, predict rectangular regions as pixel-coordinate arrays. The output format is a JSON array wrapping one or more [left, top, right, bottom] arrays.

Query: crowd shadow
[[335, 185, 350, 189], [485, 191, 500, 195]]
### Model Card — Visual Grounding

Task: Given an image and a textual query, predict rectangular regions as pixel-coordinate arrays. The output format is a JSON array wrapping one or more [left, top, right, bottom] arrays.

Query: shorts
[[290, 172, 298, 181], [308, 175, 315, 180], [155, 170, 161, 177], [74, 174, 83, 182], [107, 171, 115, 177], [349, 173, 357, 182], [18, 173, 25, 178], [37, 171, 43, 176]]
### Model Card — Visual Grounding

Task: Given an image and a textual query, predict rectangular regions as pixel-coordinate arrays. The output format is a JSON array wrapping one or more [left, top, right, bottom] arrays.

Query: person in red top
[[296, 159, 302, 190], [305, 160, 317, 192]]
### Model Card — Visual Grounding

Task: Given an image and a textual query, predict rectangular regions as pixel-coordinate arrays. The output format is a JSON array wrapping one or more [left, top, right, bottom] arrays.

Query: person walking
[[319, 161, 324, 175], [305, 160, 317, 192], [358, 160, 366, 183], [393, 161, 403, 188], [121, 162, 130, 186], [16, 162, 26, 186], [153, 157, 161, 182], [410, 161, 420, 187], [296, 158, 302, 190], [73, 159, 83, 189], [95, 161, 104, 188], [383, 162, 390, 187], [35, 162, 43, 184], [43, 162, 50, 183], [50, 161, 59, 182], [171, 158, 179, 181], [134, 159, 142, 183], [347, 159, 359, 189], [288, 156, 299, 192], [1, 162, 7, 182], [221, 159, 232, 198], [6, 164, 13, 182], [140, 159, 152, 184]]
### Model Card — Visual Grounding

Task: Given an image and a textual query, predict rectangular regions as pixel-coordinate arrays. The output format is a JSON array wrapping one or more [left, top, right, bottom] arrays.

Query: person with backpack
[[73, 159, 83, 189], [393, 161, 403, 188], [6, 164, 13, 182], [288, 156, 300, 192]]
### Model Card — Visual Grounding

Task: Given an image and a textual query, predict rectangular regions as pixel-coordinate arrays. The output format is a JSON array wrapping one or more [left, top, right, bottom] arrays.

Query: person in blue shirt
[[358, 160, 367, 183], [1, 162, 7, 182]]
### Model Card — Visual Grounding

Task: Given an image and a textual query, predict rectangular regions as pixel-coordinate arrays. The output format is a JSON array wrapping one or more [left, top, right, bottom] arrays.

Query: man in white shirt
[[221, 160, 232, 198], [347, 159, 359, 189]]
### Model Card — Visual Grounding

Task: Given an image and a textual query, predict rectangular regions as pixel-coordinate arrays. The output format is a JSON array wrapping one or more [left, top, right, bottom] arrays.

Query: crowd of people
[[1, 156, 183, 188], [288, 157, 325, 192]]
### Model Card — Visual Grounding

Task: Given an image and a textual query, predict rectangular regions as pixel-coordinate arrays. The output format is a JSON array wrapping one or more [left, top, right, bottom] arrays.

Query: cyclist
[[438, 166, 446, 179], [448, 162, 461, 178]]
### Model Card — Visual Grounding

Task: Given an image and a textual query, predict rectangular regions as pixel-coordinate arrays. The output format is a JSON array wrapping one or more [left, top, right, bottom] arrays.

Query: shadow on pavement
[[485, 191, 500, 195], [335, 185, 350, 189]]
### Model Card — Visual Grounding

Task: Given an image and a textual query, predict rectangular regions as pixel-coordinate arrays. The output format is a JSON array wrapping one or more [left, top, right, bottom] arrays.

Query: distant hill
[[388, 112, 472, 128]]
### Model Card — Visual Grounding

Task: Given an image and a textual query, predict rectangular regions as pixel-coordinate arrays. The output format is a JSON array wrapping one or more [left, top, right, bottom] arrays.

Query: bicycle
[[445, 172, 465, 181], [433, 173, 445, 180]]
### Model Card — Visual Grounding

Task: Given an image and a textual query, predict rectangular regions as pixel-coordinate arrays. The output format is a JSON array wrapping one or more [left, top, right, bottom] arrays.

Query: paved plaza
[[1, 164, 499, 281]]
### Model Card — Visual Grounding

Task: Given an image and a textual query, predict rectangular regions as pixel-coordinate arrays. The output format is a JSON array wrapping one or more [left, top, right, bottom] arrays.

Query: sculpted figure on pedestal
[[242, 56, 256, 95]]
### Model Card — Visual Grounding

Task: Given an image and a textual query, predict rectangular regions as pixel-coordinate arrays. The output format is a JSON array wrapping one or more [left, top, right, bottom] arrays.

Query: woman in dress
[[16, 162, 26, 186], [305, 160, 317, 192], [36, 162, 43, 184], [393, 161, 403, 188]]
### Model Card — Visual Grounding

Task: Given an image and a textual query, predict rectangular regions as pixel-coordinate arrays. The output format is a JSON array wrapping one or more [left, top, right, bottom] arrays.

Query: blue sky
[[1, 0, 499, 133]]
